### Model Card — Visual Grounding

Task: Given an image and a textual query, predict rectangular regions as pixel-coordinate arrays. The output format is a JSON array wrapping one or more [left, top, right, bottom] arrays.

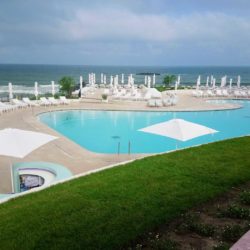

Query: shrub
[[29, 95, 37, 100], [213, 242, 230, 250], [176, 213, 215, 237], [221, 225, 244, 242], [135, 243, 143, 249], [150, 238, 179, 250], [218, 204, 250, 219], [59, 76, 75, 97], [54, 93, 61, 99], [101, 94, 108, 100], [240, 191, 250, 205], [176, 213, 199, 234], [163, 75, 176, 87], [155, 86, 168, 92], [194, 223, 216, 237]]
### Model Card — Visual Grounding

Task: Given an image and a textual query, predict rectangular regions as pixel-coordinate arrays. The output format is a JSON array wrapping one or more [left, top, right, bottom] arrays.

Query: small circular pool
[[12, 162, 72, 193]]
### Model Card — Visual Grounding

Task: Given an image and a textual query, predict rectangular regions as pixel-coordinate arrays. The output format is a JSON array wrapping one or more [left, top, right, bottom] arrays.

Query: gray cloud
[[0, 0, 250, 65]]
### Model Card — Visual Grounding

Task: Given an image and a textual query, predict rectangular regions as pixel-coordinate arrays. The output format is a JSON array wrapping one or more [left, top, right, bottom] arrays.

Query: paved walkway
[[0, 90, 243, 193]]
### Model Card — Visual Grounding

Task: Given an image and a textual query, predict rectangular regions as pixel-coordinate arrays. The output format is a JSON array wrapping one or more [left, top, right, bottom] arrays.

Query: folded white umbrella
[[121, 73, 124, 84], [92, 73, 96, 86], [8, 82, 13, 100], [210, 75, 213, 86], [206, 76, 209, 88], [196, 75, 201, 90], [100, 73, 103, 84], [79, 76, 83, 98], [220, 76, 227, 88], [110, 75, 113, 88], [153, 74, 156, 86], [237, 75, 241, 88], [139, 119, 218, 142], [34, 82, 39, 99], [147, 76, 151, 88], [213, 78, 216, 88], [51, 81, 55, 96], [175, 81, 178, 92], [177, 75, 181, 85], [229, 78, 233, 90], [0, 128, 57, 158]]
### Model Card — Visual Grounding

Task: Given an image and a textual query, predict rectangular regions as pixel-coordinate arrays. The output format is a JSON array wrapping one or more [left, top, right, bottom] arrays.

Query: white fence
[[0, 84, 60, 95]]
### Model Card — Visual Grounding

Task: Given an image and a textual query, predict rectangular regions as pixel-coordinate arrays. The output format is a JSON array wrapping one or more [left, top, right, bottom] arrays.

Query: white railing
[[0, 84, 60, 95]]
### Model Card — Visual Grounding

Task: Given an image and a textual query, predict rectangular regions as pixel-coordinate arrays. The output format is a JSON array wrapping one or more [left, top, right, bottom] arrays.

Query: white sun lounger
[[206, 90, 215, 97], [59, 96, 70, 104], [0, 102, 17, 112], [155, 99, 163, 107], [240, 91, 248, 98], [40, 97, 51, 106], [234, 90, 241, 98], [131, 93, 142, 101], [147, 99, 156, 107], [120, 93, 131, 100], [215, 89, 223, 97], [48, 97, 59, 105], [163, 98, 172, 106], [170, 96, 178, 105], [192, 90, 203, 97], [144, 93, 152, 100], [0, 104, 9, 113], [222, 89, 229, 97], [112, 92, 122, 100], [22, 97, 39, 107], [11, 99, 28, 108], [0, 106, 10, 115]]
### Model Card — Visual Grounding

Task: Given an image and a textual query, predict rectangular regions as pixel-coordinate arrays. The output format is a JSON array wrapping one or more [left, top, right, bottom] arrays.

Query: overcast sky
[[0, 0, 250, 66]]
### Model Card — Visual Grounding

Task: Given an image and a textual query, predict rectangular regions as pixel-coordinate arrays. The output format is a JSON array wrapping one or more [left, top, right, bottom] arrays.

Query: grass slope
[[0, 137, 250, 249]]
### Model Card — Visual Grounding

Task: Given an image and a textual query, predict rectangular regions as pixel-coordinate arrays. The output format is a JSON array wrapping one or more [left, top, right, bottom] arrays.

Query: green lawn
[[0, 137, 250, 249]]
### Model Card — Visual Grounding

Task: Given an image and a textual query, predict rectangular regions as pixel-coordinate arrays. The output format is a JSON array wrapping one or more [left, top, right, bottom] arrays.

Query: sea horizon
[[0, 64, 250, 86]]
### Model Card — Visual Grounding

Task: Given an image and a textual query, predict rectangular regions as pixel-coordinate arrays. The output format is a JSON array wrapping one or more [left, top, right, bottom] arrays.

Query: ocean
[[0, 64, 250, 87]]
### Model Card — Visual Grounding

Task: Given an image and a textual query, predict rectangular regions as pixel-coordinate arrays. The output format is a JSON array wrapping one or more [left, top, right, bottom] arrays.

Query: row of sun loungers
[[111, 89, 162, 101], [39, 96, 70, 106], [108, 88, 178, 107], [112, 92, 145, 101], [0, 102, 18, 113], [192, 89, 250, 98], [147, 97, 178, 107], [0, 96, 70, 115]]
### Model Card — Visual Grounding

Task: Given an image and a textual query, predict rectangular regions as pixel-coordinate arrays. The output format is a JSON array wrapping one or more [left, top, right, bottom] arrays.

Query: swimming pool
[[39, 100, 250, 154]]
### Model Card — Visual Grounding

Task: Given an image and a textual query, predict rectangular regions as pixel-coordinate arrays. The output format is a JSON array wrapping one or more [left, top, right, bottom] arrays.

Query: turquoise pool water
[[39, 100, 250, 154]]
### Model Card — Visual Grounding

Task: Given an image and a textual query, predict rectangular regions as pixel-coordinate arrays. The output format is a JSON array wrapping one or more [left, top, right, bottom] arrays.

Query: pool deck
[[0, 90, 245, 194]]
